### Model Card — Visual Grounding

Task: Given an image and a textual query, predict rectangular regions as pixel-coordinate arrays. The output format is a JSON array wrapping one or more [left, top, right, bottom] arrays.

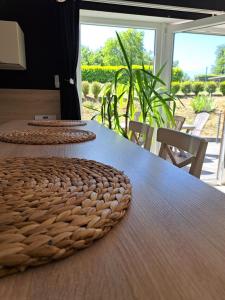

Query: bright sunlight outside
[[81, 24, 225, 138]]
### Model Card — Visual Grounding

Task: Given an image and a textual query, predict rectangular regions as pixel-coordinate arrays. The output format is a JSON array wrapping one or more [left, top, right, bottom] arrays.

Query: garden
[[82, 80, 225, 138], [81, 29, 225, 138]]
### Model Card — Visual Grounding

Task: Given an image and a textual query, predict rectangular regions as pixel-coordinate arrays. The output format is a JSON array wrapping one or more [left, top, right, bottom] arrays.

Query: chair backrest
[[134, 111, 141, 121], [174, 115, 186, 131], [192, 112, 209, 136], [129, 121, 154, 151], [157, 128, 208, 178]]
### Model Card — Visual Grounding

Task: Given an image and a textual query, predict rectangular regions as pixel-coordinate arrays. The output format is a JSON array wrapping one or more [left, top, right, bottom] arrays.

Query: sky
[[81, 24, 225, 79]]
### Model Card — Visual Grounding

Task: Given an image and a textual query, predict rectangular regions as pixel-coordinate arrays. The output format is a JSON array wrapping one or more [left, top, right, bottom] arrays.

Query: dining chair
[[174, 115, 186, 131], [157, 128, 208, 178], [129, 121, 154, 151]]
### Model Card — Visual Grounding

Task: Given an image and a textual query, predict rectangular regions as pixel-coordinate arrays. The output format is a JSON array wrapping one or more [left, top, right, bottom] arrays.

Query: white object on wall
[[0, 21, 26, 70]]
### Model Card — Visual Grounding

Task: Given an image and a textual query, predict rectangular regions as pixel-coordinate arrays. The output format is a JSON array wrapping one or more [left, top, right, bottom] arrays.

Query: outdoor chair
[[191, 112, 209, 136], [157, 128, 208, 178], [129, 120, 154, 151]]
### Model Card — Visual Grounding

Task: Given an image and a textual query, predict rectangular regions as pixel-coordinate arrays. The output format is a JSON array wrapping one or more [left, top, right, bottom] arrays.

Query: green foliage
[[81, 29, 152, 67], [220, 81, 225, 95], [101, 29, 152, 66], [81, 46, 103, 66], [135, 65, 176, 129], [82, 65, 184, 83], [89, 32, 176, 137], [212, 44, 225, 74], [191, 82, 204, 95], [85, 82, 123, 130], [82, 81, 89, 98], [206, 81, 217, 94], [81, 65, 152, 83], [91, 81, 101, 100], [171, 82, 180, 95], [172, 67, 184, 82], [191, 95, 216, 113], [181, 81, 192, 95]]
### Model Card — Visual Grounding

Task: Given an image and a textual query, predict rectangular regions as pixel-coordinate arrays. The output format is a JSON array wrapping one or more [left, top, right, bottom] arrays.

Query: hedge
[[81, 65, 184, 83], [81, 65, 152, 83]]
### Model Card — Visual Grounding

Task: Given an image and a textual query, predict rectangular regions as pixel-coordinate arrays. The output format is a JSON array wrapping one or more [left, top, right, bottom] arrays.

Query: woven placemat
[[28, 120, 87, 127], [0, 157, 131, 277], [0, 128, 96, 145]]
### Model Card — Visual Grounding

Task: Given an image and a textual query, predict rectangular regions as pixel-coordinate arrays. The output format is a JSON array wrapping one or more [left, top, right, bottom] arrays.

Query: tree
[[81, 46, 104, 65], [81, 46, 93, 65], [212, 44, 225, 74], [101, 29, 152, 65]]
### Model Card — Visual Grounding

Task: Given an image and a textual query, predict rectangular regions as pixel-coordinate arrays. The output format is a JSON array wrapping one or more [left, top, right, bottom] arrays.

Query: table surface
[[0, 120, 225, 300]]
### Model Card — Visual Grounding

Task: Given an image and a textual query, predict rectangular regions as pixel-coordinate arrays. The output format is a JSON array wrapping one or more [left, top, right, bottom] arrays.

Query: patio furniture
[[182, 124, 195, 133], [174, 115, 186, 131], [157, 128, 208, 178], [121, 111, 141, 130], [183, 112, 209, 136], [1, 120, 225, 300], [129, 120, 154, 150], [134, 111, 141, 121]]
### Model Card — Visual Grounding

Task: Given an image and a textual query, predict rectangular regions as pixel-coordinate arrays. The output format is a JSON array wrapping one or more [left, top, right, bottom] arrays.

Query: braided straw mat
[[0, 128, 96, 145], [0, 157, 131, 277], [28, 120, 87, 127]]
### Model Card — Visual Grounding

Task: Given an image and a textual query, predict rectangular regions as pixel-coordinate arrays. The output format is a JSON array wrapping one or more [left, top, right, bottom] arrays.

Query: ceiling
[[80, 0, 225, 20]]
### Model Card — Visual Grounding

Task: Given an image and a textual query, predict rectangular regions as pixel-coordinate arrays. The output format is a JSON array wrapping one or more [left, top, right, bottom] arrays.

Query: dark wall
[[80, 1, 210, 20], [0, 0, 60, 89]]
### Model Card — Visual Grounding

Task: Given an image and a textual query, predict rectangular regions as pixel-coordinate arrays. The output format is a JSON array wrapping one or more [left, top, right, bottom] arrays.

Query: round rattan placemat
[[28, 120, 87, 127], [0, 157, 131, 277], [0, 128, 96, 145]]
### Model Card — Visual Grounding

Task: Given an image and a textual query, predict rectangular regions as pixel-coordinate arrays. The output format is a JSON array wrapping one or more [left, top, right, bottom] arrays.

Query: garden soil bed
[[82, 96, 225, 138]]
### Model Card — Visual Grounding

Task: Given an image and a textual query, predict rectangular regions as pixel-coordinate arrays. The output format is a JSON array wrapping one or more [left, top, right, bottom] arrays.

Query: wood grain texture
[[0, 89, 60, 124], [0, 120, 225, 300]]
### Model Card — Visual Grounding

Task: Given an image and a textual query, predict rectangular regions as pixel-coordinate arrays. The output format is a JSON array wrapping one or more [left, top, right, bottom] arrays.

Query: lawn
[[82, 96, 225, 138]]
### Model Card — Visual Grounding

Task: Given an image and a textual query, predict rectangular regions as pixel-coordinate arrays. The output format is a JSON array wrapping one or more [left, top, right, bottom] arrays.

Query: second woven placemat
[[28, 120, 87, 127], [0, 157, 131, 277], [0, 128, 96, 145]]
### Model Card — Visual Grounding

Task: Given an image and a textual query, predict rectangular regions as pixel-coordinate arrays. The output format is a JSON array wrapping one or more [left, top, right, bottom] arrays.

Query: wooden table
[[0, 120, 225, 300]]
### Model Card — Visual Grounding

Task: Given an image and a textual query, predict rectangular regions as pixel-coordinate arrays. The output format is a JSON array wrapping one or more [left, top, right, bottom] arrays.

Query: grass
[[82, 95, 225, 138]]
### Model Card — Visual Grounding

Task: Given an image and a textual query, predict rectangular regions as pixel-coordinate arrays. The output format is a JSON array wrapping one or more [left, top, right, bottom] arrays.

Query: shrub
[[82, 81, 89, 98], [82, 65, 152, 83], [191, 95, 216, 113], [220, 81, 225, 95], [81, 65, 183, 83], [206, 81, 217, 94], [172, 67, 184, 82], [171, 82, 180, 95], [181, 81, 192, 95], [192, 81, 205, 95], [91, 81, 101, 100]]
